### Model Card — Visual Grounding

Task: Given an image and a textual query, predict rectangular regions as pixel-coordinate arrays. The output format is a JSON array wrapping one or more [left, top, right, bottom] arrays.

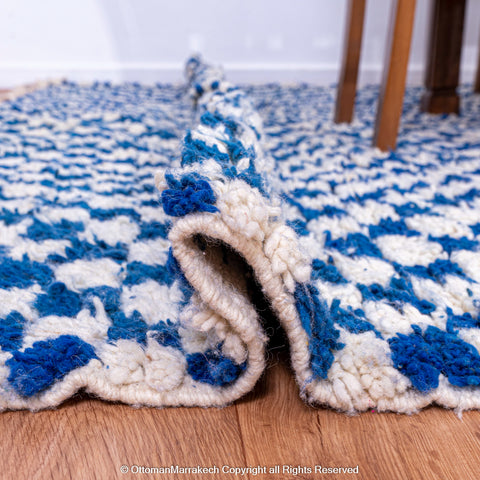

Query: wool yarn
[[1, 57, 480, 413]]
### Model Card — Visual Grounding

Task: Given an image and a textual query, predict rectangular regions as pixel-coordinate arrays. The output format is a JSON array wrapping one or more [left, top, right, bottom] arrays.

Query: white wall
[[0, 0, 479, 87]]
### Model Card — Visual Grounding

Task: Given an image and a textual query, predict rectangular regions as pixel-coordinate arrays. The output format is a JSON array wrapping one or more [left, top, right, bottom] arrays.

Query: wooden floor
[[2, 349, 480, 480]]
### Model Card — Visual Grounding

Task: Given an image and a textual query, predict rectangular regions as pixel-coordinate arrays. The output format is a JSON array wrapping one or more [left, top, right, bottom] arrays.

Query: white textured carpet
[[1, 58, 480, 413]]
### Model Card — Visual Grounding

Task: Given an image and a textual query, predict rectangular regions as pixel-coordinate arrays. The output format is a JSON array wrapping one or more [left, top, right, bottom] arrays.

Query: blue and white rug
[[1, 57, 480, 414]]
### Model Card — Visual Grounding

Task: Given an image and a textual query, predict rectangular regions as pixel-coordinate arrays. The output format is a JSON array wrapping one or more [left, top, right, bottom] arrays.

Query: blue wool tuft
[[358, 277, 436, 314], [81, 286, 121, 316], [200, 111, 239, 134], [369, 217, 420, 239], [236, 160, 268, 195], [325, 232, 383, 258], [470, 223, 480, 236], [388, 326, 443, 391], [181, 131, 230, 167], [150, 320, 182, 350], [108, 310, 148, 345], [311, 258, 347, 284], [446, 308, 480, 333], [394, 259, 467, 283], [442, 174, 470, 185], [318, 205, 347, 218], [25, 218, 84, 241], [186, 349, 245, 386], [89, 207, 141, 222], [166, 248, 194, 303], [223, 138, 253, 164], [389, 325, 480, 392], [456, 188, 480, 203], [48, 238, 128, 264], [0, 311, 26, 352], [6, 335, 97, 396], [291, 188, 326, 199], [0, 255, 54, 289], [137, 221, 170, 240], [34, 282, 83, 317], [284, 195, 323, 221], [424, 326, 480, 388], [422, 258, 466, 280], [161, 173, 219, 217], [330, 299, 382, 338], [0, 208, 28, 226], [200, 111, 221, 128], [429, 235, 478, 254], [143, 128, 176, 139], [345, 187, 386, 204], [432, 193, 458, 206], [294, 283, 344, 379], [393, 202, 430, 217], [286, 219, 309, 236], [124, 261, 172, 286], [392, 180, 429, 194]]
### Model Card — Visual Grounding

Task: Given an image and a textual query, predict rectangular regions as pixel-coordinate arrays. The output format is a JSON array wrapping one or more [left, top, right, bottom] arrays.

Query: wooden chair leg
[[420, 0, 466, 113], [373, 0, 416, 151], [334, 0, 366, 124], [475, 30, 480, 93]]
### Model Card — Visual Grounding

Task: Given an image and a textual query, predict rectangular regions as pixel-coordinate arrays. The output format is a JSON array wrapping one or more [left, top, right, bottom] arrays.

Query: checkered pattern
[[1, 58, 480, 413]]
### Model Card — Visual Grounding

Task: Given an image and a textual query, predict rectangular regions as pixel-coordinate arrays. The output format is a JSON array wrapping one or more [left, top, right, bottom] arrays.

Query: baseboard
[[0, 62, 476, 88]]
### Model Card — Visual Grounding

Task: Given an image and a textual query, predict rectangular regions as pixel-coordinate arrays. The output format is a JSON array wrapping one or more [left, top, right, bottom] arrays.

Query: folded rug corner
[[1, 57, 480, 414]]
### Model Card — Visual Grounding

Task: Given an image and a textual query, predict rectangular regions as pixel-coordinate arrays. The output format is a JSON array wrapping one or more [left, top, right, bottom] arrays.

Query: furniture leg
[[373, 0, 416, 151], [474, 30, 480, 93], [420, 0, 466, 113], [334, 0, 366, 124]]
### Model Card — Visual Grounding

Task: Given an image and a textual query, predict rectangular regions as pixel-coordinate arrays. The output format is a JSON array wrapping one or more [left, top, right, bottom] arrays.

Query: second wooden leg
[[474, 30, 480, 93], [420, 0, 466, 113], [373, 0, 416, 151], [334, 0, 367, 124]]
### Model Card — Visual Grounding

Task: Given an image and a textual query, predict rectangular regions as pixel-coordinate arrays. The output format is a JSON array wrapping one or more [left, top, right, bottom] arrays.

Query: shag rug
[[1, 57, 480, 414]]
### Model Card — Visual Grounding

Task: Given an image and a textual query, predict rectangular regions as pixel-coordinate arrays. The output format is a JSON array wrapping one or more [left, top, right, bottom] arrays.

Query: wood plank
[[236, 352, 480, 480], [373, 0, 416, 151], [1, 394, 245, 480], [420, 0, 466, 113], [2, 351, 480, 480], [334, 0, 367, 124]]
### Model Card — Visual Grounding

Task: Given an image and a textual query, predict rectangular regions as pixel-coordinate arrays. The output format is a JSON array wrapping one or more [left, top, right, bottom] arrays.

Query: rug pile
[[1, 57, 480, 413]]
